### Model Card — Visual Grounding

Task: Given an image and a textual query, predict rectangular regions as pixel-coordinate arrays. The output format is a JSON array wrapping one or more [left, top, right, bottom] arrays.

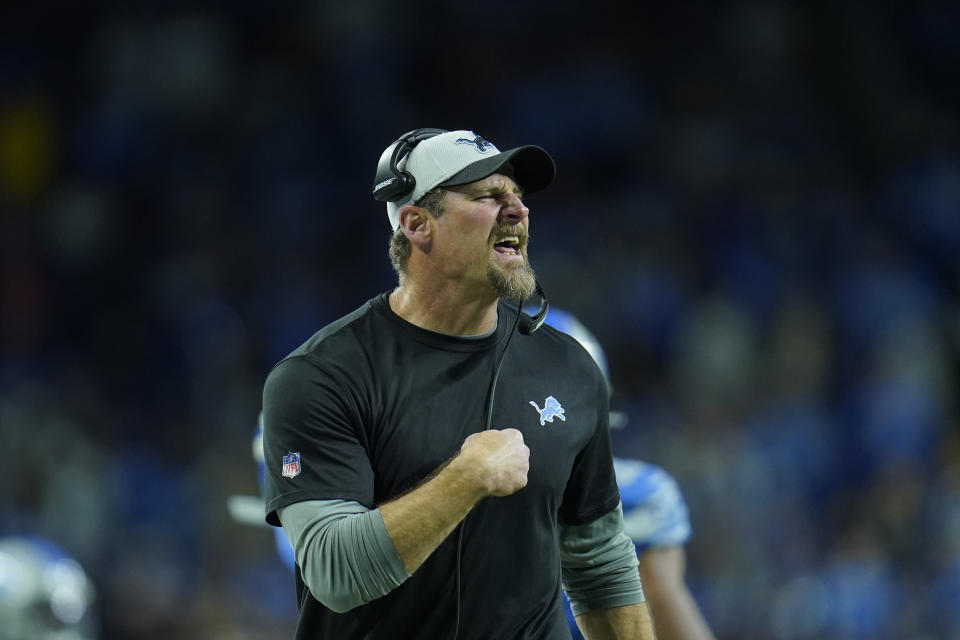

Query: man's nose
[[499, 193, 529, 223]]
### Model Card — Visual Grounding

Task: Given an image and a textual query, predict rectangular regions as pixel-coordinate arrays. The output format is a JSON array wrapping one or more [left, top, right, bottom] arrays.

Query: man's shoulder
[[527, 320, 605, 380]]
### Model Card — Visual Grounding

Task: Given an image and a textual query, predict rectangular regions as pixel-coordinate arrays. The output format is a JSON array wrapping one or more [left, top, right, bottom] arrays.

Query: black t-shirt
[[262, 293, 620, 640]]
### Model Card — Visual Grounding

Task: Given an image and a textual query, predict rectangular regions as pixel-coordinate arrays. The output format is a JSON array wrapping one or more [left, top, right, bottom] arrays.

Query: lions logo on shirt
[[529, 396, 566, 426]]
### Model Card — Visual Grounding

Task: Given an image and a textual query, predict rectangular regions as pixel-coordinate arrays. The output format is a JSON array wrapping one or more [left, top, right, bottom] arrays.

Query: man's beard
[[487, 250, 536, 301]]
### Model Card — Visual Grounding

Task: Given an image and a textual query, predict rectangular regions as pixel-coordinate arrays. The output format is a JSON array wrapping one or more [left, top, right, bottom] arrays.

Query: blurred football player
[[227, 415, 296, 572], [544, 309, 716, 640], [0, 536, 99, 640]]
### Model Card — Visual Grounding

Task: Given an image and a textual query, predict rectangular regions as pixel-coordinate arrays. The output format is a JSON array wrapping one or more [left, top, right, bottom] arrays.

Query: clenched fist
[[458, 429, 530, 497]]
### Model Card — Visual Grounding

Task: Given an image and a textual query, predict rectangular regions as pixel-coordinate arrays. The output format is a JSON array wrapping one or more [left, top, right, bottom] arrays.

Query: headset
[[518, 280, 549, 335], [372, 128, 450, 202]]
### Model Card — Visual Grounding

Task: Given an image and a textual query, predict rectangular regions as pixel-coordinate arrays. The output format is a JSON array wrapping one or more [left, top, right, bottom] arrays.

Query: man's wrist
[[440, 452, 490, 504]]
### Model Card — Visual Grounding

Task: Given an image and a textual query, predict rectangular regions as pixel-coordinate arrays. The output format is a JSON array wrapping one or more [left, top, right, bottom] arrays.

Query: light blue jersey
[[613, 457, 692, 552]]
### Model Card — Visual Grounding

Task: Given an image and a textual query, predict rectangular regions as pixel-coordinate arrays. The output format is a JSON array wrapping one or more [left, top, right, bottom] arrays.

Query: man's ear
[[398, 205, 433, 250]]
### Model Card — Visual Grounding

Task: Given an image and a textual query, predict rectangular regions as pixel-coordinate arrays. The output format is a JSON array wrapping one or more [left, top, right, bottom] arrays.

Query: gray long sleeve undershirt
[[560, 502, 646, 616], [278, 499, 644, 615], [278, 500, 410, 613]]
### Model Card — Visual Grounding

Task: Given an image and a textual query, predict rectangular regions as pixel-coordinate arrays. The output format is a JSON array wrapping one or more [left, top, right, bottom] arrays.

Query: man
[[542, 310, 716, 640], [260, 128, 655, 639]]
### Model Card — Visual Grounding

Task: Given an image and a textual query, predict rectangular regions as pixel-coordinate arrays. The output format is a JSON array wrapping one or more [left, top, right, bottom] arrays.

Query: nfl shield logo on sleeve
[[282, 452, 301, 478]]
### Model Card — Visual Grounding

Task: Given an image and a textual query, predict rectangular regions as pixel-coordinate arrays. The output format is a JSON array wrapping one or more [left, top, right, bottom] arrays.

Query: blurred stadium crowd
[[1, 1, 959, 638]]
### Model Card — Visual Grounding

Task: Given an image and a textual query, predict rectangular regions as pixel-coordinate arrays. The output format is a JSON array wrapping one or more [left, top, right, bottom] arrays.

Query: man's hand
[[456, 429, 530, 497]]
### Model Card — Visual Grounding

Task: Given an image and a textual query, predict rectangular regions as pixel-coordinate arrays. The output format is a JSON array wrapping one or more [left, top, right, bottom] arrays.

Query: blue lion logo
[[455, 135, 493, 153], [529, 396, 566, 426]]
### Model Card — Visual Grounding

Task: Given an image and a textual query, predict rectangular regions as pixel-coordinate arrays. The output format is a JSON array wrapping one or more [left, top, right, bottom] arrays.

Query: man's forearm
[[379, 455, 486, 573], [576, 601, 657, 640]]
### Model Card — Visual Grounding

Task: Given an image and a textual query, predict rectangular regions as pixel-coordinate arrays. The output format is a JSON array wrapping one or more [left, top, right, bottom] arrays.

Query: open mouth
[[493, 236, 522, 255]]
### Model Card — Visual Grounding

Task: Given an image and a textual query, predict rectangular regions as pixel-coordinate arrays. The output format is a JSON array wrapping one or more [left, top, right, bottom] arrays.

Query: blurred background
[[1, 1, 959, 638]]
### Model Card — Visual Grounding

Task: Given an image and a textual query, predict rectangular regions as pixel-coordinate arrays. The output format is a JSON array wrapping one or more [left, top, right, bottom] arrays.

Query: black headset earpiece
[[372, 128, 449, 202], [518, 280, 549, 335]]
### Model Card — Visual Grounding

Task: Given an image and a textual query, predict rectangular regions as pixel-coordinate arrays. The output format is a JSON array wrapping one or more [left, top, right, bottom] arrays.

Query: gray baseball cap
[[384, 130, 556, 231]]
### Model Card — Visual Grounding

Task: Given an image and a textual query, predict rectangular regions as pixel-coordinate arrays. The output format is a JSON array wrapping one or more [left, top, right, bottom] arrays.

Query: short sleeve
[[262, 356, 376, 526], [558, 377, 620, 526]]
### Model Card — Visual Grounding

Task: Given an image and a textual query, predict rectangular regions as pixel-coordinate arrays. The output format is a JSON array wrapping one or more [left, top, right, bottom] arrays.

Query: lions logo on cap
[[455, 134, 493, 152]]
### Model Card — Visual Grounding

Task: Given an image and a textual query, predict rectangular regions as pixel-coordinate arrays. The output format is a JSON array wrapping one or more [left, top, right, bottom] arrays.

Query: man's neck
[[388, 281, 499, 336]]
